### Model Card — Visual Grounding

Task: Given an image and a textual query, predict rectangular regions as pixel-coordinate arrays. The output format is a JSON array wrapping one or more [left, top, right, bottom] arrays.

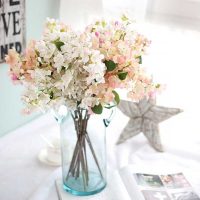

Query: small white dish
[[38, 148, 61, 167]]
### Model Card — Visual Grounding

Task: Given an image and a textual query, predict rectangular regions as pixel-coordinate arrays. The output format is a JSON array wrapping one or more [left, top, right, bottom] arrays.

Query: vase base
[[63, 182, 106, 196]]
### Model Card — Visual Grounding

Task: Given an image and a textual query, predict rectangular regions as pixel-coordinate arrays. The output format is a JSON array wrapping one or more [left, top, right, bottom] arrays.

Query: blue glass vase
[[60, 107, 114, 196]]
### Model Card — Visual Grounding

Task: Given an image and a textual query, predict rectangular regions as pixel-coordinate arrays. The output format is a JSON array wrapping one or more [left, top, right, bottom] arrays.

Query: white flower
[[45, 43, 56, 60], [35, 41, 46, 55], [54, 53, 64, 72], [43, 32, 59, 42], [34, 69, 51, 80], [38, 93, 50, 105], [61, 43, 71, 53], [61, 70, 73, 88], [22, 85, 38, 100], [83, 62, 105, 84], [35, 41, 56, 60], [45, 18, 63, 35], [48, 97, 65, 111], [94, 73, 105, 83], [79, 49, 90, 63], [90, 50, 104, 63], [80, 96, 99, 108]]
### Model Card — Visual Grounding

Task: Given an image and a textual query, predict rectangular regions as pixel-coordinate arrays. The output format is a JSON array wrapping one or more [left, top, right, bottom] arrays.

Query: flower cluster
[[85, 16, 158, 102], [6, 16, 160, 114]]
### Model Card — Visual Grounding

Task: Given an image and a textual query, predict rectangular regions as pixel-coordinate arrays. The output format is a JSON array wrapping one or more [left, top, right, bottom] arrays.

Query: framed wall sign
[[0, 0, 26, 63]]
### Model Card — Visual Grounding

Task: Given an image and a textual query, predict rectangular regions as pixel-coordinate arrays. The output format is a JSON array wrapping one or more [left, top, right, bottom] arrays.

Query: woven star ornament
[[117, 98, 183, 152]]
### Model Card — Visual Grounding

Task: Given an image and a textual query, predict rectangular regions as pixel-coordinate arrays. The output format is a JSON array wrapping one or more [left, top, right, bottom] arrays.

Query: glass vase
[[60, 107, 115, 196]]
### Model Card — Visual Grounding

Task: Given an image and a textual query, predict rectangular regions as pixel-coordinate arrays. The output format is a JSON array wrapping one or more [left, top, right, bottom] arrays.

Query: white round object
[[46, 146, 61, 163], [38, 148, 61, 167]]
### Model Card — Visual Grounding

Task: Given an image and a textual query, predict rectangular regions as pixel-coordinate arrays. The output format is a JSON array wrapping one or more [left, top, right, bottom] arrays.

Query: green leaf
[[95, 21, 100, 26], [91, 104, 103, 114], [121, 14, 129, 22], [137, 56, 142, 64], [49, 91, 54, 99], [101, 20, 106, 27], [156, 84, 161, 88], [118, 72, 128, 80], [112, 90, 120, 105], [53, 39, 64, 51], [104, 60, 117, 71], [91, 27, 96, 32]]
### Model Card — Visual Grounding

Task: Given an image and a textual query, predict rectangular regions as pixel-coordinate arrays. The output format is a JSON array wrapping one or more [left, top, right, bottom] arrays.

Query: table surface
[[1, 107, 200, 200]]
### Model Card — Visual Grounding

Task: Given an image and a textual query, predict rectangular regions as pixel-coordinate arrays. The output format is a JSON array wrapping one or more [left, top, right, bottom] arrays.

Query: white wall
[[147, 0, 200, 20], [60, 0, 103, 30]]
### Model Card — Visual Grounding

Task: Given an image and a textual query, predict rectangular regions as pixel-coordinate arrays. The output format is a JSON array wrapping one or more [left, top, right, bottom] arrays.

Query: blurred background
[[1, 0, 200, 150]]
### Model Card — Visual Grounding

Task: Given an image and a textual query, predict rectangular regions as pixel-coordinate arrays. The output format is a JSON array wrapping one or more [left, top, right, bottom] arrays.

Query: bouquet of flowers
[[6, 16, 160, 191], [6, 16, 160, 114]]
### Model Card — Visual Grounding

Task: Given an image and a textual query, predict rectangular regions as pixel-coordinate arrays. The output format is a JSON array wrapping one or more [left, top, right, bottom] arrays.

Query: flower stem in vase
[[66, 108, 103, 190]]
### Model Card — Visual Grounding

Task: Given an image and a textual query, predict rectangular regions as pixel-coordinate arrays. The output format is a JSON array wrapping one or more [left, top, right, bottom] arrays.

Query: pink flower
[[112, 55, 118, 63], [107, 76, 121, 88], [112, 55, 126, 65], [95, 32, 99, 37], [149, 91, 156, 98], [21, 109, 31, 115], [127, 91, 143, 101], [92, 38, 99, 49], [11, 73, 18, 81], [24, 73, 33, 82], [105, 31, 111, 36], [117, 55, 126, 64], [24, 41, 37, 70], [5, 49, 19, 66], [99, 38, 104, 44], [10, 73, 21, 85], [88, 107, 93, 115], [102, 41, 111, 49], [103, 90, 114, 103]]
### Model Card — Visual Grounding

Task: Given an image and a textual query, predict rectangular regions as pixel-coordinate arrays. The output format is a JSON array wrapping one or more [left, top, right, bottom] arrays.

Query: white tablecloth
[[1, 108, 200, 200]]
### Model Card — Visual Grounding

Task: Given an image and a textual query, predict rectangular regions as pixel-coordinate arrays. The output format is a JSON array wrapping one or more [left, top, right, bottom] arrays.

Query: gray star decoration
[[117, 98, 183, 152]]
